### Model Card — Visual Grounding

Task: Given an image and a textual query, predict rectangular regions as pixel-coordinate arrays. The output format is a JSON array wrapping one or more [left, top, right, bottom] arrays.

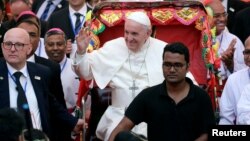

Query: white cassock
[[60, 56, 79, 109], [73, 37, 197, 141], [216, 30, 246, 80], [237, 83, 250, 124], [219, 67, 250, 125]]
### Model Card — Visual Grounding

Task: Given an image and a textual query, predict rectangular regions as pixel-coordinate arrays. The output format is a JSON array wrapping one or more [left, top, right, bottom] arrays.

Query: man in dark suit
[[232, 7, 250, 43], [32, 0, 68, 21], [48, 0, 92, 43], [0, 27, 84, 141], [226, 0, 250, 32], [16, 15, 66, 109], [16, 17, 75, 141]]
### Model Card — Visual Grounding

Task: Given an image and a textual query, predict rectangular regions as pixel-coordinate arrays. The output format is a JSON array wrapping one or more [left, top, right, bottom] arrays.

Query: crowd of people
[[0, 0, 250, 141]]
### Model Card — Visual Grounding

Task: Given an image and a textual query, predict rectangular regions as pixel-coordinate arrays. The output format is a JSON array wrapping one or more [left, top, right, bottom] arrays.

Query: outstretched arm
[[108, 116, 135, 141]]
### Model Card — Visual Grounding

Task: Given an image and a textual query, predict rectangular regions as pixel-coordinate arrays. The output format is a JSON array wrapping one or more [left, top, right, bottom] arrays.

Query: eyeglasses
[[163, 62, 186, 70], [2, 41, 29, 51], [213, 12, 228, 19], [243, 49, 250, 56]]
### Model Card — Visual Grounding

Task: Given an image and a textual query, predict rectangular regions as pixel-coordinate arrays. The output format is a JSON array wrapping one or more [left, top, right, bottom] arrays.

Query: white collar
[[7, 63, 28, 78], [69, 4, 87, 18], [27, 54, 35, 63], [47, 0, 62, 6], [59, 55, 67, 66]]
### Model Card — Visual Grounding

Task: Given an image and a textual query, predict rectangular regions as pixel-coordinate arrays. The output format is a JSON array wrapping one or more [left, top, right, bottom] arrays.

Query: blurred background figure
[[32, 0, 68, 21], [0, 0, 31, 57], [16, 10, 48, 58], [23, 129, 50, 141], [0, 108, 25, 141], [231, 6, 250, 43], [0, 0, 7, 25], [48, 0, 92, 46]]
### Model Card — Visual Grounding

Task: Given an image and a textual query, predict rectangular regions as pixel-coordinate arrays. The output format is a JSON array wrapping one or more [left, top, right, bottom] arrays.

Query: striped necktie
[[40, 0, 53, 21], [74, 12, 83, 34]]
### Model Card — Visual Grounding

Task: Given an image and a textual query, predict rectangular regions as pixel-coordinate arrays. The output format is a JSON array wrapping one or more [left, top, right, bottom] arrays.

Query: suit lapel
[[0, 59, 11, 108], [27, 62, 50, 133], [27, 62, 44, 103]]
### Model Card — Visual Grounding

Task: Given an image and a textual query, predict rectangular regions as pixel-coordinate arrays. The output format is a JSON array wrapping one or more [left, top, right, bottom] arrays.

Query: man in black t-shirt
[[108, 42, 216, 141]]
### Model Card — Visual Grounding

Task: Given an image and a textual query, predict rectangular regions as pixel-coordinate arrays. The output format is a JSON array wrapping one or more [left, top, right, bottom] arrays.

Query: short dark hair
[[16, 19, 40, 34], [16, 12, 41, 35], [24, 129, 49, 141], [0, 108, 25, 141], [16, 13, 41, 28], [162, 42, 190, 64], [44, 28, 67, 43]]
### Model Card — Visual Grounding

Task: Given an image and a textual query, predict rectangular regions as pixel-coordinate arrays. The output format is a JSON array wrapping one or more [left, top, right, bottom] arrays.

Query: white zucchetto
[[126, 11, 151, 28]]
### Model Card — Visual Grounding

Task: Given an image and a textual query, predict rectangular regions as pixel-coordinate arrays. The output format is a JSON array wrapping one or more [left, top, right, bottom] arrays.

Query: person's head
[[124, 11, 152, 52], [2, 28, 32, 70], [16, 11, 41, 34], [69, 0, 85, 11], [9, 0, 31, 21], [208, 0, 227, 35], [0, 108, 25, 141], [243, 36, 250, 67], [23, 129, 49, 141], [44, 28, 67, 63], [16, 19, 40, 57], [162, 42, 190, 84]]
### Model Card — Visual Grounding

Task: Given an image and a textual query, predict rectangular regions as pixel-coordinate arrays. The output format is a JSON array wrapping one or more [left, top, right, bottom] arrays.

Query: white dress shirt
[[237, 83, 250, 124], [7, 63, 42, 130], [219, 67, 250, 124]]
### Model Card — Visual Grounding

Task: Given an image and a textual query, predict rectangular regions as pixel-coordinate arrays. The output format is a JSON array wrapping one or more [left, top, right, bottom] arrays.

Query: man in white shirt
[[219, 36, 250, 124], [208, 0, 246, 79], [206, 0, 247, 113], [236, 36, 250, 125], [44, 28, 79, 111]]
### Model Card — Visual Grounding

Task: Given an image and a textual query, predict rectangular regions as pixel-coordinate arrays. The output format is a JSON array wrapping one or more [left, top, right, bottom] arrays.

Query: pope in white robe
[[72, 11, 197, 141], [219, 36, 250, 125]]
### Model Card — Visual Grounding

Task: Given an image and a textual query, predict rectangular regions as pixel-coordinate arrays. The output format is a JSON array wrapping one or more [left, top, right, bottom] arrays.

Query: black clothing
[[125, 78, 215, 141], [232, 7, 250, 43], [227, 0, 250, 32]]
